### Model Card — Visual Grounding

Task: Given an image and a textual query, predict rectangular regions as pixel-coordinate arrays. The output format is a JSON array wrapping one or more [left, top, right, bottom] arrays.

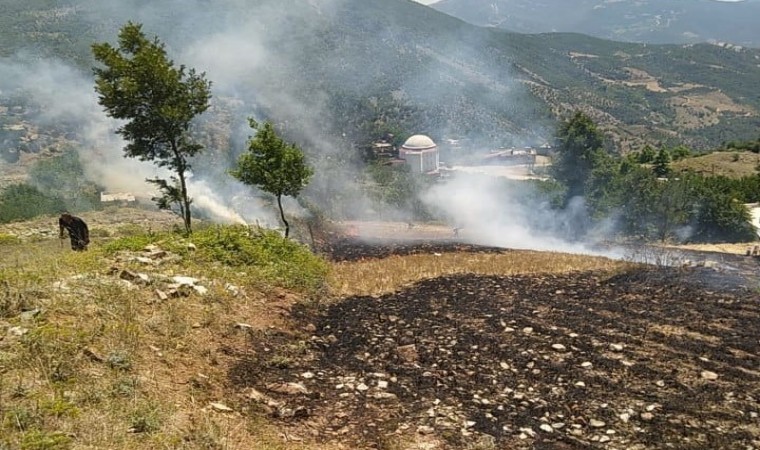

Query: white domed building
[[399, 134, 439, 174]]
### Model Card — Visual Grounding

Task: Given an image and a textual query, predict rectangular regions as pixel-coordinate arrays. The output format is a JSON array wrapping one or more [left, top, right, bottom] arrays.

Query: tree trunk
[[173, 144, 192, 235], [277, 194, 289, 238]]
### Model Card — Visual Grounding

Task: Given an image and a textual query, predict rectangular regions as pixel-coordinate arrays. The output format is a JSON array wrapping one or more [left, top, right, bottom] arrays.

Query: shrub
[[190, 225, 329, 291], [0, 184, 62, 224]]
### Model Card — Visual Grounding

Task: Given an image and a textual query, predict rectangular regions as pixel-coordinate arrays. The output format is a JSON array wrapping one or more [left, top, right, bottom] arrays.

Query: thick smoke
[[2, 0, 619, 254]]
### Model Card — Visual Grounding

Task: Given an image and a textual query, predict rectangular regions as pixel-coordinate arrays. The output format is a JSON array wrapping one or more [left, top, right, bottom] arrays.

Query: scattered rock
[[609, 343, 624, 352], [551, 343, 567, 352], [265, 382, 309, 396], [396, 344, 419, 364], [210, 402, 233, 412], [589, 419, 606, 428], [701, 370, 719, 381]]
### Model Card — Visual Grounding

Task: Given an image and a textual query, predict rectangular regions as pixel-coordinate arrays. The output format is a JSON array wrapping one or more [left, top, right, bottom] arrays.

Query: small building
[[100, 192, 137, 205], [399, 134, 439, 174]]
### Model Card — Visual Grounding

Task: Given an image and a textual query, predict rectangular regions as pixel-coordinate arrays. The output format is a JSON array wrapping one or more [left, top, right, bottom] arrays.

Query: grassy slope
[[672, 151, 760, 178], [0, 214, 626, 449]]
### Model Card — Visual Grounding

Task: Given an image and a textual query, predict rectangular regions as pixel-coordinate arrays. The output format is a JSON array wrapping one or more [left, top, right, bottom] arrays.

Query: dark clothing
[[59, 214, 89, 251]]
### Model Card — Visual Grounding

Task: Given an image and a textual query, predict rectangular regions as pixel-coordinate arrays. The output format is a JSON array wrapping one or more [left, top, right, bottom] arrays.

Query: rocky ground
[[230, 240, 760, 449]]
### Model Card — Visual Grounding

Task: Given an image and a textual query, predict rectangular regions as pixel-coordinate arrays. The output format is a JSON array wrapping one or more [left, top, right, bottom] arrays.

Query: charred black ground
[[230, 240, 760, 449]]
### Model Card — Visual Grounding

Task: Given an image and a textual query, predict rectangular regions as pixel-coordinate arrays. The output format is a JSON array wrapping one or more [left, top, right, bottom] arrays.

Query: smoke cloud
[[0, 0, 622, 256]]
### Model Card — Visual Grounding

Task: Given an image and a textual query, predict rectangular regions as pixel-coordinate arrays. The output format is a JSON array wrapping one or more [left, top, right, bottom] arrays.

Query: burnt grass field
[[230, 240, 760, 449]]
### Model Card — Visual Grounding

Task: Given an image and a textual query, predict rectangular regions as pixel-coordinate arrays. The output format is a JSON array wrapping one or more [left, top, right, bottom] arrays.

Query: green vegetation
[[231, 120, 314, 239], [0, 184, 62, 224], [0, 149, 102, 223], [101, 224, 328, 292], [92, 22, 212, 235], [551, 113, 760, 243]]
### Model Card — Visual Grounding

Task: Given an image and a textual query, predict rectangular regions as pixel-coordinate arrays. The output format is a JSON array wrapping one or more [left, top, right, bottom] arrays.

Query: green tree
[[552, 111, 606, 203], [230, 120, 314, 238], [653, 147, 671, 177], [92, 22, 211, 234], [692, 192, 756, 243], [0, 184, 62, 223], [637, 145, 656, 164]]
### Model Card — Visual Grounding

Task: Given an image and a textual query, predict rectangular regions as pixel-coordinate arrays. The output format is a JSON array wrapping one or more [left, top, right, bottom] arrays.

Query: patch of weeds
[[189, 225, 329, 292], [0, 233, 20, 245], [38, 397, 79, 419], [23, 325, 86, 384], [110, 376, 139, 398], [183, 415, 227, 450], [106, 350, 132, 372], [101, 231, 162, 254], [266, 354, 294, 369], [128, 402, 162, 434], [19, 430, 72, 450], [0, 271, 42, 318], [3, 405, 39, 431], [87, 228, 111, 238]]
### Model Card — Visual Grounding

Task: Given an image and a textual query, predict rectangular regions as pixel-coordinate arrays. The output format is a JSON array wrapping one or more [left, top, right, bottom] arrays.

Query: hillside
[[2, 213, 760, 449], [432, 0, 760, 47], [672, 150, 760, 178], [0, 0, 759, 170]]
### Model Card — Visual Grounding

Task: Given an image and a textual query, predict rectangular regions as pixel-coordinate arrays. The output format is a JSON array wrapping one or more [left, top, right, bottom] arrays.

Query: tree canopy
[[552, 111, 607, 203], [92, 21, 211, 234], [230, 120, 314, 238]]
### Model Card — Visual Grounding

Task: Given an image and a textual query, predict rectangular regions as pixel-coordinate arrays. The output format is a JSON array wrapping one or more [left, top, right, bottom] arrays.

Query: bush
[[0, 184, 62, 224], [101, 225, 329, 292], [190, 225, 329, 291]]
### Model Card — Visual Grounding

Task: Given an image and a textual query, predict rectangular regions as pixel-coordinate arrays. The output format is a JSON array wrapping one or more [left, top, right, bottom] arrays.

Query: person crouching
[[59, 213, 90, 251]]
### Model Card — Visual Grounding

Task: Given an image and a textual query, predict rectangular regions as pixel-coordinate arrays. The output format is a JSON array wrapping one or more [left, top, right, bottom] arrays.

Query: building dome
[[402, 135, 436, 151]]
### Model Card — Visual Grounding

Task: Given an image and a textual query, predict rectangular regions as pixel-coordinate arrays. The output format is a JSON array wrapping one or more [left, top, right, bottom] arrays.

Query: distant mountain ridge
[[1, 0, 759, 159], [431, 0, 760, 47]]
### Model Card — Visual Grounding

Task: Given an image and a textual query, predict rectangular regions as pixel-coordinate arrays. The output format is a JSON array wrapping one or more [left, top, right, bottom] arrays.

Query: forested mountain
[[431, 0, 760, 48], [1, 0, 759, 156]]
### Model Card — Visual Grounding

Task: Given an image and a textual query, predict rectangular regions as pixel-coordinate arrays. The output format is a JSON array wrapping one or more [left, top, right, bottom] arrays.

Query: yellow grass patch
[[329, 250, 629, 297]]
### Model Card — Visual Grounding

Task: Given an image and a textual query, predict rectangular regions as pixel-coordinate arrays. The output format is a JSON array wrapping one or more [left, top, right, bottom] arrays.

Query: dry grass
[[1, 221, 629, 449], [672, 151, 760, 179], [329, 250, 629, 297]]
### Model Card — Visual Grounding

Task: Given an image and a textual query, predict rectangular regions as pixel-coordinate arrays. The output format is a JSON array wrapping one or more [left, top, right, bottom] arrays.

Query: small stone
[[504, 327, 515, 332], [301, 371, 315, 379], [372, 392, 397, 400], [377, 380, 389, 389], [540, 424, 554, 433], [155, 289, 169, 301], [522, 327, 534, 334], [552, 423, 565, 429], [701, 370, 719, 381], [8, 326, 28, 337], [266, 382, 309, 395], [356, 383, 369, 392], [655, 380, 665, 387], [619, 413, 631, 423], [19, 308, 41, 321], [210, 402, 233, 412], [599, 436, 611, 443], [396, 344, 418, 364], [589, 419, 606, 428], [609, 343, 624, 352], [417, 425, 435, 435], [551, 343, 567, 352], [575, 381, 586, 387], [640, 412, 655, 421], [581, 362, 593, 369]]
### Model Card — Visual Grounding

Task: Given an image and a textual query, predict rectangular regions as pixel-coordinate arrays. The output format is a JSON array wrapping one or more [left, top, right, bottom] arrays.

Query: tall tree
[[230, 120, 314, 238], [92, 22, 211, 234], [653, 147, 672, 177], [552, 111, 606, 203]]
